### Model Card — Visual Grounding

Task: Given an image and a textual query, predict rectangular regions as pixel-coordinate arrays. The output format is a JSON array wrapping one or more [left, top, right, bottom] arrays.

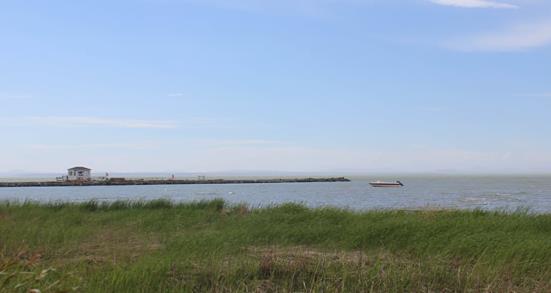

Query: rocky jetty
[[0, 177, 350, 188]]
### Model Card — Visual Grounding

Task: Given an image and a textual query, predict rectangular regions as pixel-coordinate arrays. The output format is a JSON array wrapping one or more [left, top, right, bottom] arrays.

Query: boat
[[369, 180, 403, 187]]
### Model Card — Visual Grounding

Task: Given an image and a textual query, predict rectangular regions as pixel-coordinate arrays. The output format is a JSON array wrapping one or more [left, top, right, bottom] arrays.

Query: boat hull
[[369, 181, 403, 187]]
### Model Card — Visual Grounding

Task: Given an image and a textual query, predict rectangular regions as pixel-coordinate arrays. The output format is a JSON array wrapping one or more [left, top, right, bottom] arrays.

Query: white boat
[[369, 180, 403, 187]]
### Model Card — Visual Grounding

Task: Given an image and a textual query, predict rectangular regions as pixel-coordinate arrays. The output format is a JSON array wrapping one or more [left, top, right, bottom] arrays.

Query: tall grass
[[1, 199, 550, 292]]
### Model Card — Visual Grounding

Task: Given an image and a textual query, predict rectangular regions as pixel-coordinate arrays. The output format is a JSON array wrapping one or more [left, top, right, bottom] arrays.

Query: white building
[[66, 166, 92, 181]]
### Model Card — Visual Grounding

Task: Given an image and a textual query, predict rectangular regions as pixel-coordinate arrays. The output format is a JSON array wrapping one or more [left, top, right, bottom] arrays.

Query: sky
[[1, 0, 550, 175]]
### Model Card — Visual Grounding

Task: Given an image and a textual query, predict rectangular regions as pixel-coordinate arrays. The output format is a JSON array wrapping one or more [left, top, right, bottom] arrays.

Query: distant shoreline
[[0, 177, 350, 188]]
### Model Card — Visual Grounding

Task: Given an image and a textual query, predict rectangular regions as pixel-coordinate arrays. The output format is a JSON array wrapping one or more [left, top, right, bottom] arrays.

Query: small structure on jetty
[[64, 166, 92, 181]]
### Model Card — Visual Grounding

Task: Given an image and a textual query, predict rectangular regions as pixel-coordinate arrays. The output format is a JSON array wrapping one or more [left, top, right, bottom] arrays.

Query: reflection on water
[[0, 176, 550, 213]]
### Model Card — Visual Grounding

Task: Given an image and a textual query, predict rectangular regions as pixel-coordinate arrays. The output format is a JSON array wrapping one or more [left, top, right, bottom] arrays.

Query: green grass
[[1, 199, 550, 292]]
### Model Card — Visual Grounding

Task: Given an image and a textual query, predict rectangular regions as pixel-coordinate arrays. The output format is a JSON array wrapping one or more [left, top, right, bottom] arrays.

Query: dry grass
[[0, 249, 81, 292], [250, 246, 371, 268], [65, 230, 162, 266]]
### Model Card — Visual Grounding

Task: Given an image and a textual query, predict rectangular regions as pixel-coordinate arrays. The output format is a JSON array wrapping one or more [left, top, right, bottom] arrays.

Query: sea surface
[[1, 176, 551, 213]]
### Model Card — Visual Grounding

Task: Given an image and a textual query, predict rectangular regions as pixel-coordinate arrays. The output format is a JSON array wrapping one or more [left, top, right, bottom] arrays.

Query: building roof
[[68, 166, 91, 171]]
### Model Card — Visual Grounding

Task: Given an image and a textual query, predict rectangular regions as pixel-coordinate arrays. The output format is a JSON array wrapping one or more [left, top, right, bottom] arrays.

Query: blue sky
[[1, 0, 550, 174]]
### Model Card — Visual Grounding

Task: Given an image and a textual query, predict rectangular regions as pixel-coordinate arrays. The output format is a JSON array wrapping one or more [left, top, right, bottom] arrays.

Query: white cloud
[[16, 116, 178, 129], [429, 0, 518, 9], [26, 143, 160, 150], [191, 139, 286, 148], [446, 21, 551, 51]]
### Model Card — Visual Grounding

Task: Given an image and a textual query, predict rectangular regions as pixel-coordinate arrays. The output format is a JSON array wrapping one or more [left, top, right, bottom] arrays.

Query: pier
[[0, 177, 350, 188]]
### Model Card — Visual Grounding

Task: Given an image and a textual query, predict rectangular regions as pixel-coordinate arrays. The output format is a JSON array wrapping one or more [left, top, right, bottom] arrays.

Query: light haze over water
[[1, 176, 550, 213]]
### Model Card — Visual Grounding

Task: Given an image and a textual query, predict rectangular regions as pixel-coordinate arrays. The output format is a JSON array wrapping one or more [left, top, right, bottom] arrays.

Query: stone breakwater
[[0, 177, 350, 188]]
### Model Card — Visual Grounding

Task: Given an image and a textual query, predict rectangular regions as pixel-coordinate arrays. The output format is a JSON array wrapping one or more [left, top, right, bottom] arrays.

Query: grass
[[1, 199, 550, 292]]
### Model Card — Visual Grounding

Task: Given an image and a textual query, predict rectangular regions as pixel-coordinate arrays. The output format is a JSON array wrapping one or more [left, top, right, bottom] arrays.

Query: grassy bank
[[1, 199, 550, 292]]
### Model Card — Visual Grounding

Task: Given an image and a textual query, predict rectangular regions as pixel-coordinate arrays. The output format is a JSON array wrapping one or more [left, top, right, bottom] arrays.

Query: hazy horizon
[[2, 169, 551, 178]]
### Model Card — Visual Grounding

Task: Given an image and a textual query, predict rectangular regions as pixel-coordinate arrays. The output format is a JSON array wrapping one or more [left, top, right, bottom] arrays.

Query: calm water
[[1, 176, 551, 212]]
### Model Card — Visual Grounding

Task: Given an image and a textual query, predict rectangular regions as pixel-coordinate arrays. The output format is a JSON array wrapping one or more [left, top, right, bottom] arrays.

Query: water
[[0, 176, 550, 213]]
